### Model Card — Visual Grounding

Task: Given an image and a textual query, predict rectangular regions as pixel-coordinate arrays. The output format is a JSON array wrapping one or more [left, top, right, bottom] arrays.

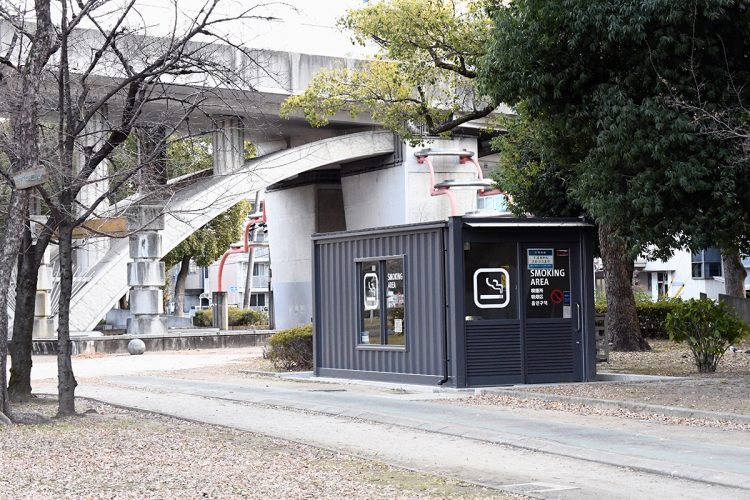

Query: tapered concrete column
[[126, 206, 168, 335], [75, 108, 111, 272], [212, 117, 245, 174]]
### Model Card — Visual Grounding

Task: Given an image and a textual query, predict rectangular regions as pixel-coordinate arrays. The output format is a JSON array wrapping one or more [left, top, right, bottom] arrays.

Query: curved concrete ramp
[[69, 130, 395, 331]]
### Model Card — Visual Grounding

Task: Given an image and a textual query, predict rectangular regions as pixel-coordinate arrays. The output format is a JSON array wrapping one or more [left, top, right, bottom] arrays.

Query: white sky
[[127, 0, 375, 57]]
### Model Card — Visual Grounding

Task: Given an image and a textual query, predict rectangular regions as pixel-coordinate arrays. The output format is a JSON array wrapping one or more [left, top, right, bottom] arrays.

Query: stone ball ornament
[[127, 338, 146, 355]]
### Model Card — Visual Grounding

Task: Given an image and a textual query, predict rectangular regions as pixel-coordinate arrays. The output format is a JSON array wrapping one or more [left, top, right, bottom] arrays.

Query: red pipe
[[217, 202, 267, 292]]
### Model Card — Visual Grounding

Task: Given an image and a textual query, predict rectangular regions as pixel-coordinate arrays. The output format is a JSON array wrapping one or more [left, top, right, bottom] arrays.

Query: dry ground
[[1, 396, 512, 500], [601, 338, 750, 377], [462, 340, 750, 428]]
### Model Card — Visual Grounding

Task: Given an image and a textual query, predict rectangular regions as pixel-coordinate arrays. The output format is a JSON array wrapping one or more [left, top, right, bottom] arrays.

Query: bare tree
[[0, 0, 285, 418]]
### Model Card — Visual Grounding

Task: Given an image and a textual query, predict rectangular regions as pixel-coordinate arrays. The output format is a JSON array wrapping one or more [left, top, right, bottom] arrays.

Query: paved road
[[29, 350, 750, 499]]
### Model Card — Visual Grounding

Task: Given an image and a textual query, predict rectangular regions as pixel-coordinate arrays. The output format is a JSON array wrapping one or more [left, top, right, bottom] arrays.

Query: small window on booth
[[358, 257, 406, 348]]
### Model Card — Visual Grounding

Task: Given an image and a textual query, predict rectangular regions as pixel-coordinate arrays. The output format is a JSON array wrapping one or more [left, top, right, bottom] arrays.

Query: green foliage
[[281, 0, 497, 143], [192, 309, 212, 327], [108, 135, 214, 203], [167, 137, 212, 178], [163, 199, 250, 269], [491, 104, 584, 218], [192, 308, 269, 328], [227, 307, 267, 327], [264, 324, 314, 371], [666, 299, 749, 372], [481, 0, 750, 256]]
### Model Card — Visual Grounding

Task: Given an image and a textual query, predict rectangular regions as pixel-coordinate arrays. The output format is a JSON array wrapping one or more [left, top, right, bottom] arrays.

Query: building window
[[656, 271, 670, 298], [477, 193, 509, 213], [691, 248, 722, 279], [249, 293, 266, 307], [358, 257, 406, 348]]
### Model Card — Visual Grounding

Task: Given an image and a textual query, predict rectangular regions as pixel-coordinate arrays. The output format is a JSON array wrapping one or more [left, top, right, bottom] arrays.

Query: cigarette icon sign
[[473, 268, 511, 309]]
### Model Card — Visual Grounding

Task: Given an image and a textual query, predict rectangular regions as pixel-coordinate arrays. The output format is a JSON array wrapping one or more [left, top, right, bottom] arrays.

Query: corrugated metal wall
[[313, 224, 447, 378]]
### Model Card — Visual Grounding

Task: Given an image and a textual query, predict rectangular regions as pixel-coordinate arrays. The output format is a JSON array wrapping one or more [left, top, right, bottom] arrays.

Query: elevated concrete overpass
[[69, 130, 396, 331]]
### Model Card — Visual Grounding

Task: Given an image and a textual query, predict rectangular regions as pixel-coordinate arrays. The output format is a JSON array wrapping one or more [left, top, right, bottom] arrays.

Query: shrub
[[228, 307, 268, 327], [193, 309, 212, 327], [635, 300, 679, 339], [264, 324, 313, 370], [665, 298, 749, 373], [193, 308, 269, 328], [596, 298, 679, 339]]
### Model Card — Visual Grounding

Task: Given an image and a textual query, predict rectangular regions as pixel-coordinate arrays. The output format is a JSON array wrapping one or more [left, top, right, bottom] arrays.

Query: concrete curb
[[484, 388, 750, 425]]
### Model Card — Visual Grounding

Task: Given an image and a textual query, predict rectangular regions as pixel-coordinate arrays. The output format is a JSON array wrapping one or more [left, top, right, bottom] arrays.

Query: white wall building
[[634, 248, 750, 300]]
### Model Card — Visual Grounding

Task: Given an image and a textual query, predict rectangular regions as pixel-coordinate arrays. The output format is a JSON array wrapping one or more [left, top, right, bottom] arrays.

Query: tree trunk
[[0, 190, 30, 419], [174, 254, 191, 317], [721, 249, 747, 298], [57, 220, 77, 417], [599, 224, 650, 351], [8, 227, 40, 401]]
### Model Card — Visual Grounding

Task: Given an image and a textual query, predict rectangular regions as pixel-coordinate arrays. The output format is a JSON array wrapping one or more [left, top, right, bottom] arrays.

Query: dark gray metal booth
[[312, 217, 596, 387]]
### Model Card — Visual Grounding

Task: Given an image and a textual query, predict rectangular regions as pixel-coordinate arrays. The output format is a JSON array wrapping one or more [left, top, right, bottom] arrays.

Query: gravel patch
[[458, 393, 750, 431], [0, 396, 514, 499], [449, 340, 750, 430], [516, 377, 750, 415], [600, 339, 750, 377]]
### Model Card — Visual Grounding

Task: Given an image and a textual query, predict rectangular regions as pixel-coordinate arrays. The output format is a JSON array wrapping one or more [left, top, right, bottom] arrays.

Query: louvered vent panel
[[525, 321, 574, 375], [465, 322, 522, 377]]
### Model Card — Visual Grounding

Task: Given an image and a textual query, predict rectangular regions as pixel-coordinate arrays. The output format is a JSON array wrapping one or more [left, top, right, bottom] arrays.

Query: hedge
[[192, 308, 269, 328], [264, 324, 313, 370], [596, 300, 679, 339]]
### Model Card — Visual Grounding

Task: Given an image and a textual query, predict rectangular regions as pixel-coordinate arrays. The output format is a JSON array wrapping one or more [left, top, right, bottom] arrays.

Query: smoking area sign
[[526, 248, 571, 318], [363, 272, 379, 311], [473, 268, 510, 309], [527, 248, 554, 269]]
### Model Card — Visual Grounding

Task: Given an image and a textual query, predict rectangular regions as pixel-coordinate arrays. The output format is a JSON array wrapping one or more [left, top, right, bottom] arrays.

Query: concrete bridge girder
[[68, 130, 396, 332]]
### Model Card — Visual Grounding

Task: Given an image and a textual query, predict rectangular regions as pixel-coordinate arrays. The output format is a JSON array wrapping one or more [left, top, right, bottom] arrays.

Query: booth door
[[463, 241, 524, 386], [521, 243, 583, 383]]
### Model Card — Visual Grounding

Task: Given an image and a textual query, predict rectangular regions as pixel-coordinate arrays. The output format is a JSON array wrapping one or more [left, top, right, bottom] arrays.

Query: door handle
[[576, 303, 582, 333]]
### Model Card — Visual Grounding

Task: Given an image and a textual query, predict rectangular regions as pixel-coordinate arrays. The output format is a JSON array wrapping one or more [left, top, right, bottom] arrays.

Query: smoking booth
[[312, 216, 596, 387]]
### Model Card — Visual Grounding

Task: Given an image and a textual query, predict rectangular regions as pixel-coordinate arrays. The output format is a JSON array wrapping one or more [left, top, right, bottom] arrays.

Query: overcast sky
[[126, 0, 374, 57]]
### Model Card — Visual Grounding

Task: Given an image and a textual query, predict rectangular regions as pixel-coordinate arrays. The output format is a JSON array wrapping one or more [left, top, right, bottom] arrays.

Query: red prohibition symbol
[[549, 288, 564, 305]]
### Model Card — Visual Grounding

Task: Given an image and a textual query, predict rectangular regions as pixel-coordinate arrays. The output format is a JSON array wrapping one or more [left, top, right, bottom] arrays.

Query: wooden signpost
[[71, 217, 129, 239], [13, 166, 48, 189]]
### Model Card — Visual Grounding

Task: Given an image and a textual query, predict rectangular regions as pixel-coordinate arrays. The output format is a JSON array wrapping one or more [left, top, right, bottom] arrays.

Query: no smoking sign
[[549, 288, 564, 305]]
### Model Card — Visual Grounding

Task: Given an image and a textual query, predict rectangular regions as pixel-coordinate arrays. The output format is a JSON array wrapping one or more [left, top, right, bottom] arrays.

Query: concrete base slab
[[127, 315, 168, 335]]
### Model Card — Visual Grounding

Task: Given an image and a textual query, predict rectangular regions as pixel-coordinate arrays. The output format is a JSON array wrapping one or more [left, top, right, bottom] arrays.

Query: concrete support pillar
[[266, 185, 317, 330], [75, 107, 111, 272], [212, 117, 245, 174], [212, 291, 229, 330], [137, 125, 168, 190], [126, 206, 168, 335], [125, 125, 169, 335]]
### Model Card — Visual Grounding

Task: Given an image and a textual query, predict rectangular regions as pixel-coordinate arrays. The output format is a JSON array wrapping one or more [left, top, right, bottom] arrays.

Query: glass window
[[525, 247, 572, 319], [385, 259, 405, 345], [360, 260, 382, 345], [358, 257, 406, 347], [464, 242, 518, 320], [691, 248, 723, 278], [656, 271, 669, 298], [477, 193, 509, 212], [249, 293, 265, 307]]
